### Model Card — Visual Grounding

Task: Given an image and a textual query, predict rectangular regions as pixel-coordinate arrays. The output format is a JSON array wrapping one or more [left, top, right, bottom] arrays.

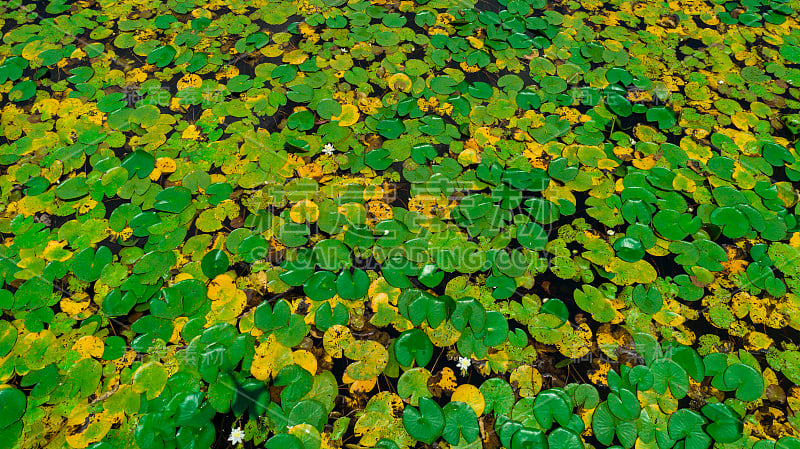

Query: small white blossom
[[607, 229, 615, 236], [322, 143, 336, 156], [228, 427, 245, 446], [718, 80, 724, 84], [340, 48, 348, 53], [457, 357, 471, 375], [384, 230, 390, 235]]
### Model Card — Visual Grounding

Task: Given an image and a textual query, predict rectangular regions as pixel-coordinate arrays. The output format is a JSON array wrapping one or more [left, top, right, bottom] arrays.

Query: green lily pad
[[376, 118, 406, 139], [606, 92, 632, 117], [121, 150, 155, 179], [613, 236, 645, 262], [146, 45, 176, 67], [73, 246, 113, 282], [314, 302, 349, 331], [541, 76, 567, 94], [154, 186, 192, 213], [402, 397, 445, 445], [288, 110, 315, 131], [632, 285, 662, 315], [55, 176, 90, 200], [305, 271, 338, 302], [9, 80, 36, 102], [395, 329, 433, 367], [702, 403, 743, 444], [336, 268, 369, 299], [534, 389, 572, 430], [646, 106, 676, 129], [530, 115, 571, 144], [442, 401, 479, 445], [722, 363, 764, 402], [0, 388, 26, 429]]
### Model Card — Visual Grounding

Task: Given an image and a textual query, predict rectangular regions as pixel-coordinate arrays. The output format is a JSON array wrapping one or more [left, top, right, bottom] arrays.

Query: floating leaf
[[395, 329, 433, 367], [402, 397, 445, 445]]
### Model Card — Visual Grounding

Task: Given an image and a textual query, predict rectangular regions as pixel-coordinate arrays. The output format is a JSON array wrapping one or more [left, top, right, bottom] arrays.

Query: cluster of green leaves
[[717, 0, 795, 27], [2, 0, 800, 448]]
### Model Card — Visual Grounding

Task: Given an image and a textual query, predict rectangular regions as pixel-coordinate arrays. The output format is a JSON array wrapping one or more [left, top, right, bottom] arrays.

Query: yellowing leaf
[[474, 126, 501, 145], [207, 274, 237, 301], [432, 367, 457, 393], [283, 49, 308, 64], [252, 335, 293, 380], [544, 184, 577, 208], [170, 317, 188, 344], [596, 324, 629, 361], [297, 163, 323, 179], [126, 68, 148, 83], [426, 320, 461, 347], [290, 199, 320, 223], [732, 111, 757, 131], [66, 411, 113, 448], [353, 393, 409, 447], [680, 136, 712, 163], [451, 384, 485, 416], [387, 73, 412, 92], [33, 98, 60, 117], [156, 157, 177, 173], [260, 44, 284, 57], [207, 288, 246, 324], [366, 200, 392, 222], [43, 240, 72, 262], [555, 322, 593, 359], [606, 258, 657, 285], [347, 377, 378, 394], [358, 97, 383, 115], [672, 173, 696, 192], [486, 349, 511, 374], [333, 104, 360, 127], [745, 331, 773, 351], [22, 40, 56, 63], [458, 146, 482, 166], [650, 291, 681, 321], [177, 73, 202, 90], [292, 349, 318, 375], [61, 297, 91, 317], [466, 36, 484, 49], [589, 359, 612, 386], [597, 158, 619, 170], [181, 124, 201, 140], [132, 362, 168, 400], [323, 325, 354, 358], [631, 154, 657, 170], [72, 336, 105, 359], [215, 65, 239, 80]]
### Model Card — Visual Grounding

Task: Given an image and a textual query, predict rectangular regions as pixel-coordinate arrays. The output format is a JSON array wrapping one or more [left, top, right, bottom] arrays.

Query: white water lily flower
[[228, 427, 245, 446], [607, 229, 615, 236], [457, 357, 471, 375], [322, 143, 335, 155]]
